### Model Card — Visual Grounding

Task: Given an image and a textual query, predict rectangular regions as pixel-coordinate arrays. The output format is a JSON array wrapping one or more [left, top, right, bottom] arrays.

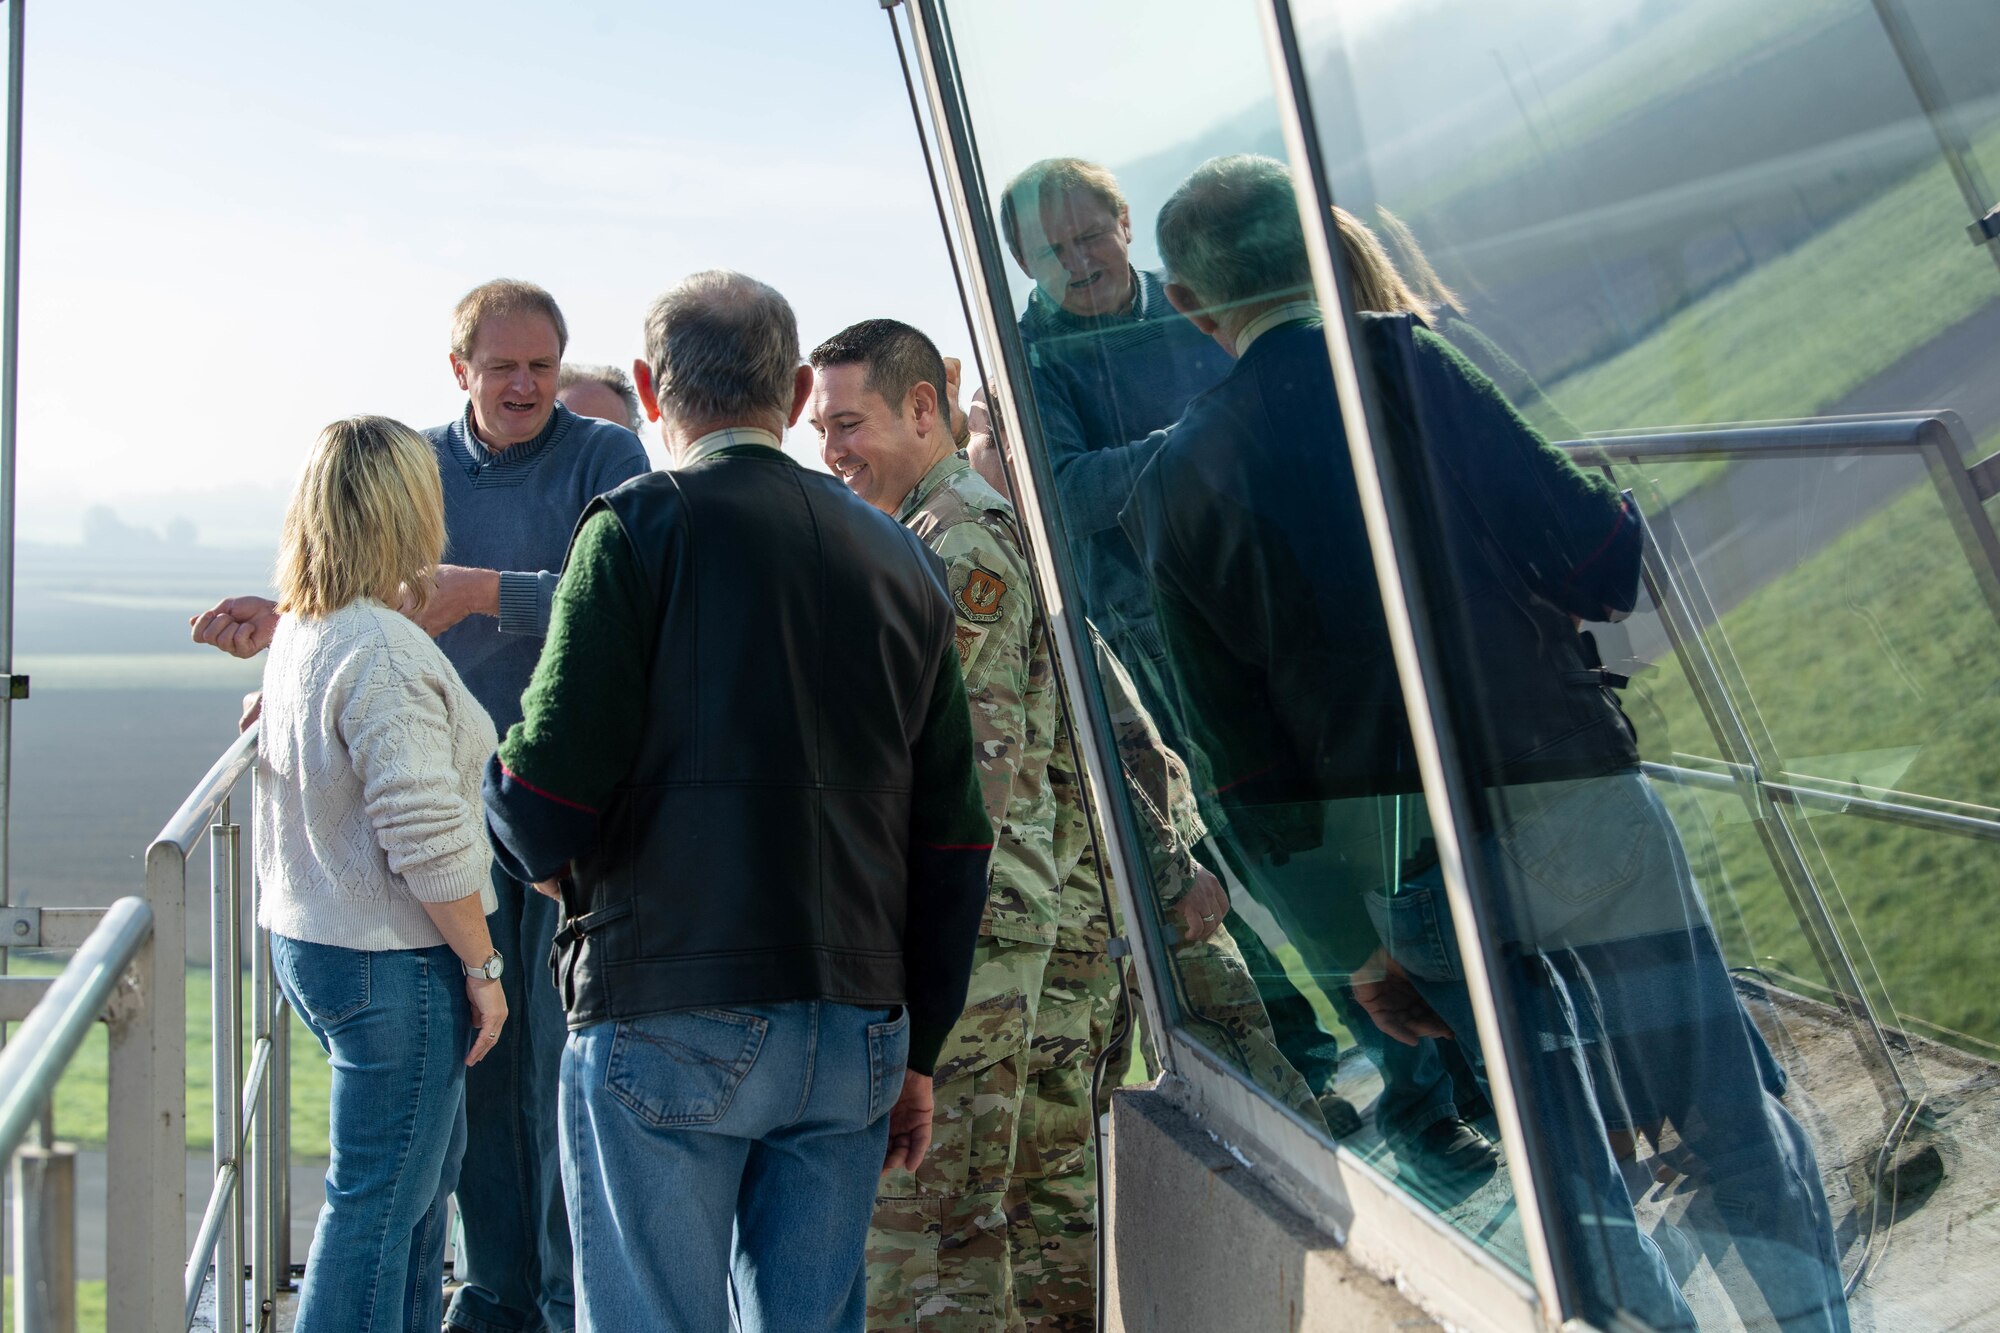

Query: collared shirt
[[677, 426, 783, 469], [1234, 300, 1322, 358]]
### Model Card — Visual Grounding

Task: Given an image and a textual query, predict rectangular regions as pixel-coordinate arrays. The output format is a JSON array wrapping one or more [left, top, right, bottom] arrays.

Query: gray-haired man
[[484, 271, 993, 1332], [557, 362, 644, 434]]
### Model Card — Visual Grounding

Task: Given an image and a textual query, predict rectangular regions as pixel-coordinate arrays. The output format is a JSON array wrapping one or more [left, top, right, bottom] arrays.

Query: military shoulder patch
[[951, 563, 1008, 623], [952, 621, 982, 668]]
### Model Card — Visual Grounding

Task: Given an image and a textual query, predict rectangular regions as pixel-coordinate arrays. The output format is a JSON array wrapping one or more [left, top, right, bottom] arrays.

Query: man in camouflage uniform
[[811, 319, 1069, 1332], [1005, 641, 1326, 1329]]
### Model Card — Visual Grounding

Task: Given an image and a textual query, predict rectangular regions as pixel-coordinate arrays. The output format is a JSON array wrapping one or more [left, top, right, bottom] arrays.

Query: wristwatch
[[464, 950, 504, 981]]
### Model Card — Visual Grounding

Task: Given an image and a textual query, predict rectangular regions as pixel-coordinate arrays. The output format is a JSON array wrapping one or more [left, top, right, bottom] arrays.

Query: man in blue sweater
[[191, 279, 649, 1333]]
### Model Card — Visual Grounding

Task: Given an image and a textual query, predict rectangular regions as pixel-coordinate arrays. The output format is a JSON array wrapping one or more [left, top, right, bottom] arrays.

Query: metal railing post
[[0, 0, 30, 1288], [248, 766, 280, 1325], [11, 1111, 77, 1333], [209, 799, 243, 1331], [273, 973, 291, 1279], [109, 846, 187, 1332]]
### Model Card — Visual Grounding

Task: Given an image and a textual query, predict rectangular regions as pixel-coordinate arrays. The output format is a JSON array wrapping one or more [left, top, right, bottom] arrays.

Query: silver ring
[[1201, 914, 1217, 923]]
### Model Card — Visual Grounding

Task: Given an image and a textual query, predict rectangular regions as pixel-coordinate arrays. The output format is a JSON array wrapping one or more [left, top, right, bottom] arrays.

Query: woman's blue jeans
[[273, 935, 471, 1333]]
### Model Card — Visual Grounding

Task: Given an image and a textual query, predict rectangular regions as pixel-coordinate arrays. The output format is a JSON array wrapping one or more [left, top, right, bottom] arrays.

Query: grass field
[[1620, 441, 2000, 1055], [1542, 121, 2000, 505], [8, 958, 333, 1159], [1, 1278, 106, 1333]]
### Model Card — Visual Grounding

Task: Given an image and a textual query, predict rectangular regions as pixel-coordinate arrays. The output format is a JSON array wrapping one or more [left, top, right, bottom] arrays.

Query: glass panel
[[1302, 0, 2000, 1327], [933, 0, 1532, 1281]]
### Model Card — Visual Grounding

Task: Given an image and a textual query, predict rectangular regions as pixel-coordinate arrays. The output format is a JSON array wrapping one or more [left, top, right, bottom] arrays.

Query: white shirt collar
[[676, 426, 782, 469], [1233, 300, 1322, 357]]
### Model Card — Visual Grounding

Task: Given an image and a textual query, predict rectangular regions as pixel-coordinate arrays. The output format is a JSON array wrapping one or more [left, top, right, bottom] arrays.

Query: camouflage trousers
[[1006, 946, 1120, 1331], [868, 936, 1051, 1332], [1173, 924, 1326, 1128]]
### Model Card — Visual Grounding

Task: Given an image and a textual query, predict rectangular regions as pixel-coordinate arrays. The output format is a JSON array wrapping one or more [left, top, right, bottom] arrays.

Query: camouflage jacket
[[900, 452, 1061, 946], [1050, 635, 1210, 952]]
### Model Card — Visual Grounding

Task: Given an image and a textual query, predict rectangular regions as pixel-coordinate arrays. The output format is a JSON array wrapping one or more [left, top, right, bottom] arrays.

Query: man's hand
[[190, 596, 279, 659], [966, 387, 1012, 499], [1171, 866, 1230, 945], [463, 976, 509, 1067], [402, 564, 502, 637], [238, 691, 263, 734], [942, 357, 969, 446], [1350, 948, 1454, 1047], [881, 1069, 933, 1174], [532, 877, 564, 901]]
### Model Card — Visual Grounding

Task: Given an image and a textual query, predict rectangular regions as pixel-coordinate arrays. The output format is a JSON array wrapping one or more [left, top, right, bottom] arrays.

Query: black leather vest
[[552, 449, 955, 1029]]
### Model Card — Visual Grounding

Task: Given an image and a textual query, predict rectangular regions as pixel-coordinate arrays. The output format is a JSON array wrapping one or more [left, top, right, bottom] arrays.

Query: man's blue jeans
[[273, 935, 469, 1333], [1371, 773, 1848, 1332], [560, 1000, 910, 1333], [449, 865, 573, 1333]]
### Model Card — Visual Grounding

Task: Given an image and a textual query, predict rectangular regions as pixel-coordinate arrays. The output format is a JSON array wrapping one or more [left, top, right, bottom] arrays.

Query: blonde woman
[[255, 416, 508, 1333]]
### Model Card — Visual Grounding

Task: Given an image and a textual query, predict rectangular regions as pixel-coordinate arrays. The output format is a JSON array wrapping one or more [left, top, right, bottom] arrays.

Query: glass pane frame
[[894, 0, 1563, 1326], [896, 0, 2000, 1328]]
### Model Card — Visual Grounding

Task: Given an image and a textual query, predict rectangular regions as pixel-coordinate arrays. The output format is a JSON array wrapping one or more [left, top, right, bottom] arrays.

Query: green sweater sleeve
[[496, 507, 652, 818]]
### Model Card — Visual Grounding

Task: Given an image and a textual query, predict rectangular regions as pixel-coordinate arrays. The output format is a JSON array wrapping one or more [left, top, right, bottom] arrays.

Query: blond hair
[[1372, 208, 1464, 317], [449, 279, 570, 361], [276, 417, 447, 620], [1333, 206, 1432, 323]]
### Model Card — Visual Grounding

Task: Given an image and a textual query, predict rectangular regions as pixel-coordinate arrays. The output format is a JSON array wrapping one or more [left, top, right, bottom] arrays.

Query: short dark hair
[[809, 319, 949, 422]]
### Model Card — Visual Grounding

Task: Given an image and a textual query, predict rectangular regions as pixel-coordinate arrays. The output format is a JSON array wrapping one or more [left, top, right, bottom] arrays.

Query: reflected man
[[1124, 153, 1846, 1332]]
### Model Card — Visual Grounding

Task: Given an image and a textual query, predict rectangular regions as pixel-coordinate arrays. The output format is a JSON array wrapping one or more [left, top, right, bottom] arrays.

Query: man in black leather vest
[[484, 270, 994, 1333]]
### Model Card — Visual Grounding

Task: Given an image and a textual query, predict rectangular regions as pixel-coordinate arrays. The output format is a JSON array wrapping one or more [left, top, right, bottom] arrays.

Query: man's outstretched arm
[[190, 596, 280, 659]]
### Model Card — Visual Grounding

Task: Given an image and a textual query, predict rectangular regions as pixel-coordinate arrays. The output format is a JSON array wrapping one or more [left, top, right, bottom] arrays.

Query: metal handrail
[[0, 895, 151, 1158], [1643, 760, 2000, 842], [152, 723, 257, 856]]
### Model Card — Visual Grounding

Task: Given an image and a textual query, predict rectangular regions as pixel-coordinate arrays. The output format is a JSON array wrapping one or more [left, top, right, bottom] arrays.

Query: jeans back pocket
[[272, 935, 372, 1028], [867, 1007, 911, 1123], [604, 1008, 768, 1128]]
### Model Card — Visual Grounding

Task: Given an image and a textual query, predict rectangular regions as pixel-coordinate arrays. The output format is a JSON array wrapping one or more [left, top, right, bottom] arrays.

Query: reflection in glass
[[1298, 0, 2000, 1326], [934, 0, 2000, 1325]]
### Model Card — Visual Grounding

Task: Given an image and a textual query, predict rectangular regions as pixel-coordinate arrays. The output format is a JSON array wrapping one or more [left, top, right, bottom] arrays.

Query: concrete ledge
[[1106, 1086, 1436, 1332]]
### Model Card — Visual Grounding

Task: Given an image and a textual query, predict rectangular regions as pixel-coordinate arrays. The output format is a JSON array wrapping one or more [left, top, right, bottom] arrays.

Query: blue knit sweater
[[425, 402, 650, 732], [1018, 268, 1233, 648]]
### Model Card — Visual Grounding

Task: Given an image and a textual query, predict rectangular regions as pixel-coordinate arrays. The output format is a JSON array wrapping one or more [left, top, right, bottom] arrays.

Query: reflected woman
[[254, 416, 507, 1333]]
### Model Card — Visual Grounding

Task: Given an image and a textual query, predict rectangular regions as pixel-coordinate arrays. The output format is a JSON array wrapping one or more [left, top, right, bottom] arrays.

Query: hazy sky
[[13, 1, 990, 544], [10, 0, 1443, 547]]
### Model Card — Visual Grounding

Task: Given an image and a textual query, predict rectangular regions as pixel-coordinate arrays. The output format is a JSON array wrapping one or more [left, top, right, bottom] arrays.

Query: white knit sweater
[[255, 598, 499, 951]]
